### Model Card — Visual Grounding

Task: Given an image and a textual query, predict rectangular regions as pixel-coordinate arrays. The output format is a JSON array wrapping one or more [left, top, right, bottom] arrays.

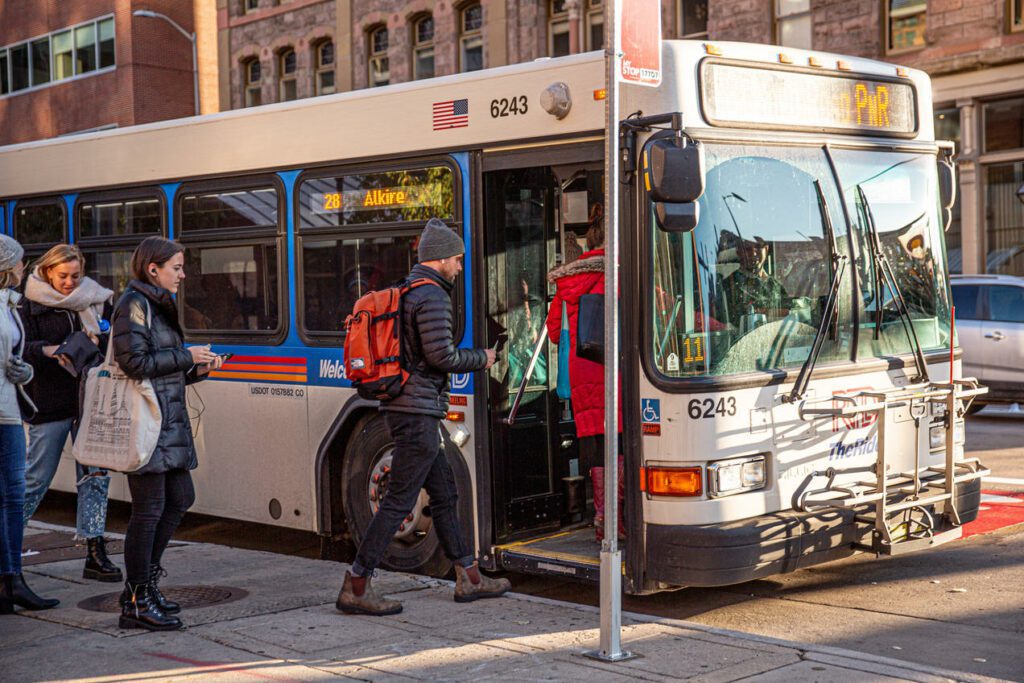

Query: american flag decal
[[433, 99, 469, 130]]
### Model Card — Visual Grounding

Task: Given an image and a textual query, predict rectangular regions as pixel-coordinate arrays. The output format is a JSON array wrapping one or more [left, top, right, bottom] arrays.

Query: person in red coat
[[545, 206, 622, 540]]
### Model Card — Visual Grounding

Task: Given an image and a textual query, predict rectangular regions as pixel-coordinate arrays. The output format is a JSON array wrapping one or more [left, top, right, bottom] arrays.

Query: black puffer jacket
[[19, 300, 111, 425], [384, 264, 487, 418], [111, 280, 204, 474]]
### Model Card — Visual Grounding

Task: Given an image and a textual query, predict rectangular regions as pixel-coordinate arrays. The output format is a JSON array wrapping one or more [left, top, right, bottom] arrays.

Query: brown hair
[[131, 236, 185, 283], [35, 244, 85, 282], [585, 202, 605, 250]]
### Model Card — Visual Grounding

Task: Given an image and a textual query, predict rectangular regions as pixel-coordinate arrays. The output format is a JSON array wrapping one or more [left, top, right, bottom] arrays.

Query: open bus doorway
[[480, 146, 607, 580]]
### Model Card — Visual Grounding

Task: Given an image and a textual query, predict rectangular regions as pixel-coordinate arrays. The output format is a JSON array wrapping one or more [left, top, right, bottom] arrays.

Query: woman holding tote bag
[[110, 237, 221, 632], [19, 244, 121, 583], [0, 234, 59, 614]]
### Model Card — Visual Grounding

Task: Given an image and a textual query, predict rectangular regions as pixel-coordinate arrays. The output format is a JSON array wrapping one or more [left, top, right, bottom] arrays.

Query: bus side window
[[76, 192, 164, 298], [176, 181, 284, 340]]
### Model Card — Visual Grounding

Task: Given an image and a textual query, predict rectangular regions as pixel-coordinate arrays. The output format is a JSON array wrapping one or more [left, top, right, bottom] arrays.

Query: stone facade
[[0, 0, 197, 146]]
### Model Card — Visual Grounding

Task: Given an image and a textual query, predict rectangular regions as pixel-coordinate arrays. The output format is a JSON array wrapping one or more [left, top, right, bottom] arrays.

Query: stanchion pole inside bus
[[584, 0, 634, 663]]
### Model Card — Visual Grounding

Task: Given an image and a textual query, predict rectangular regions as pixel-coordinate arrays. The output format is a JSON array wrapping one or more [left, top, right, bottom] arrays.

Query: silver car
[[950, 274, 1024, 412]]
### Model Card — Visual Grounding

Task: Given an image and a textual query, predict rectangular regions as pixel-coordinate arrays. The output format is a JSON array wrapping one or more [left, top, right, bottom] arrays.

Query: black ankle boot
[[148, 565, 180, 615], [2, 573, 59, 611], [83, 537, 123, 583], [118, 582, 182, 632]]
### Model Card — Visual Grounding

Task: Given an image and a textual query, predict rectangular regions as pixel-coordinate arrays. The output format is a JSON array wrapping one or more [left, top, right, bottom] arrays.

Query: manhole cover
[[77, 585, 248, 613]]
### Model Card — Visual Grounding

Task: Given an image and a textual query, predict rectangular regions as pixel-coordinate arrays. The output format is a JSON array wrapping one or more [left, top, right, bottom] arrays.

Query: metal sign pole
[[584, 0, 633, 663]]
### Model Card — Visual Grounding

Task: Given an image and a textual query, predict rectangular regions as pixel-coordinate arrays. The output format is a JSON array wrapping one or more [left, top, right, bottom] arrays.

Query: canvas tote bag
[[73, 300, 162, 473]]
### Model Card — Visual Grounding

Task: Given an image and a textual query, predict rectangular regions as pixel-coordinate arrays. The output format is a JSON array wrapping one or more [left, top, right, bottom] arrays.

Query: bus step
[[494, 526, 606, 583]]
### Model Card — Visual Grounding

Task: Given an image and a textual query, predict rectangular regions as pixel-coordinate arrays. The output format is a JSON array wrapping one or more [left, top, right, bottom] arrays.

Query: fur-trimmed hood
[[547, 249, 605, 283]]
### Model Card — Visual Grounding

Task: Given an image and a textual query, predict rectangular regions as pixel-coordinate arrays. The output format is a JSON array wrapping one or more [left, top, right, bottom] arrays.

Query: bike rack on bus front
[[793, 380, 990, 555]]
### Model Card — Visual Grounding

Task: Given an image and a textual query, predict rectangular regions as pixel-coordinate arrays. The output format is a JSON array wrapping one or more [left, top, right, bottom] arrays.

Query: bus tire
[[341, 413, 454, 578]]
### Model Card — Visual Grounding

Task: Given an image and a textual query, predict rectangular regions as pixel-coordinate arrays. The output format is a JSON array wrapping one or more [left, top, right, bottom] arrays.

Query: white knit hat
[[0, 234, 24, 271]]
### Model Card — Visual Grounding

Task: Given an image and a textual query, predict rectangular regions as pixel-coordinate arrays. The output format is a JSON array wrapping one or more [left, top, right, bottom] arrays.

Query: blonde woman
[[0, 234, 59, 614], [19, 244, 120, 582]]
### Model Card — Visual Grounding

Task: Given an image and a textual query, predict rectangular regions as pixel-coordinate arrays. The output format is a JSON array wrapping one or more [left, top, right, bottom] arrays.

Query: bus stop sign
[[618, 0, 662, 87]]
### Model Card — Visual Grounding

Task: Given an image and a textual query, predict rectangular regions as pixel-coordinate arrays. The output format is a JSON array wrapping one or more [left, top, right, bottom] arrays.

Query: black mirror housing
[[644, 138, 705, 203], [655, 201, 700, 232]]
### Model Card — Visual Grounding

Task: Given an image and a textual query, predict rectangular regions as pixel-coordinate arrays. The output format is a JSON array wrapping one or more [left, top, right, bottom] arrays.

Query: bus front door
[[481, 155, 605, 579]]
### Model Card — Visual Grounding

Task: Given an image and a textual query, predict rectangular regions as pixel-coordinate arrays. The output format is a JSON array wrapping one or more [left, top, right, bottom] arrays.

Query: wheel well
[[316, 399, 376, 538]]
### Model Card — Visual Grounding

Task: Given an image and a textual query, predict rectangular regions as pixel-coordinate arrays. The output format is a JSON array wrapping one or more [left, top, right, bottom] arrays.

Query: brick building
[[0, 0, 212, 146]]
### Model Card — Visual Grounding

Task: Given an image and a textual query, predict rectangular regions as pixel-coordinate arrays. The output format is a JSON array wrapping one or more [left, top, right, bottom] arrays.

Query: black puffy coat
[[111, 280, 205, 474], [383, 264, 487, 418], [19, 300, 111, 425]]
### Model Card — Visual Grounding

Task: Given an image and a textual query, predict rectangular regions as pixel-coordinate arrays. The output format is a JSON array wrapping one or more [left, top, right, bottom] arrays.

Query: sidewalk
[[1, 524, 1004, 683]]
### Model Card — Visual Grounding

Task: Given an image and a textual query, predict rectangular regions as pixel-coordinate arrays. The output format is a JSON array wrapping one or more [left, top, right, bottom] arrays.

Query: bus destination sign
[[701, 62, 917, 136]]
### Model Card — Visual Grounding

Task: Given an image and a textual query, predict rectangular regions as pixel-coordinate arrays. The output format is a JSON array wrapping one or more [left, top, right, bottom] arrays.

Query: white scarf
[[24, 268, 113, 335]]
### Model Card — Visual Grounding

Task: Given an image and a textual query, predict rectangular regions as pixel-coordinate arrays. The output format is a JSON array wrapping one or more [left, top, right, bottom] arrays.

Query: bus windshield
[[650, 143, 951, 379]]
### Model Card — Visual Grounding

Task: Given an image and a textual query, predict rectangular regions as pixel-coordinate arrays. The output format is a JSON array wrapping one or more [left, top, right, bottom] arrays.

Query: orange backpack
[[343, 278, 438, 401]]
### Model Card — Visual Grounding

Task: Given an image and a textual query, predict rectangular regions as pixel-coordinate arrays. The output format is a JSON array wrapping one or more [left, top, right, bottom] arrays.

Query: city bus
[[0, 41, 988, 593]]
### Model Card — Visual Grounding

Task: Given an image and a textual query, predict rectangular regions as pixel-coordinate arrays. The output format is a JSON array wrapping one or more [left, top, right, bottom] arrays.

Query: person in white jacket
[[0, 233, 59, 615]]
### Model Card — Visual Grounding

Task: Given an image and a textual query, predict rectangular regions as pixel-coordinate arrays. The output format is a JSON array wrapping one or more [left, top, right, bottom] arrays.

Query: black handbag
[[576, 293, 605, 364]]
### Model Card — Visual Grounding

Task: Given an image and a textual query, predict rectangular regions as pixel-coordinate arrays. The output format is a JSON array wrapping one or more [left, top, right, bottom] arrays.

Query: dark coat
[[18, 299, 111, 425], [111, 280, 205, 474], [383, 264, 487, 418]]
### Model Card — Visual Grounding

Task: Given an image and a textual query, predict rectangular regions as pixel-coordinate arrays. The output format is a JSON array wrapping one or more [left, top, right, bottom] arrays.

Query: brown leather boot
[[335, 571, 402, 616], [453, 563, 511, 603]]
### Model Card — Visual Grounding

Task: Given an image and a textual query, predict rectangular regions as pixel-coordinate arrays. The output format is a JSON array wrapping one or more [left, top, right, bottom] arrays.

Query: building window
[[368, 26, 389, 87], [0, 51, 8, 95], [887, 0, 926, 53], [586, 0, 604, 51], [413, 15, 435, 80], [279, 48, 297, 101], [75, 23, 97, 74], [679, 0, 708, 39], [315, 41, 335, 95], [243, 58, 261, 107], [460, 4, 484, 72], [775, 0, 811, 49], [1014, 0, 1024, 32], [984, 97, 1024, 153], [245, 0, 260, 13], [10, 44, 29, 92], [30, 38, 50, 86], [549, 1, 570, 57], [98, 17, 115, 69], [53, 30, 73, 80], [984, 162, 1024, 276], [934, 107, 961, 272]]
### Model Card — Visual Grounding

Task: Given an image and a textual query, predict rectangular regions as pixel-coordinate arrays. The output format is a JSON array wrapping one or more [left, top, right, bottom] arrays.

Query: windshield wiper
[[787, 178, 847, 403], [855, 184, 930, 383]]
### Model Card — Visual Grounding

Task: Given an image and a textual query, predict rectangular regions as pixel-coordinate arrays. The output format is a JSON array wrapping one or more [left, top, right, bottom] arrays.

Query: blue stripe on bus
[[451, 151, 474, 395], [63, 194, 77, 242], [276, 170, 301, 346], [161, 183, 181, 238]]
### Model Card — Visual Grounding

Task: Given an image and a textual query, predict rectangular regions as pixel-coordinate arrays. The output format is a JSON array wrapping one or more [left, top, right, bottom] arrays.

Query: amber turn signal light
[[643, 466, 703, 497], [593, 88, 608, 100], [445, 411, 465, 422]]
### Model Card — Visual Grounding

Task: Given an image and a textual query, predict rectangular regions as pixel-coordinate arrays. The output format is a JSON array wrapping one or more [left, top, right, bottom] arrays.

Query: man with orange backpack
[[337, 218, 508, 616]]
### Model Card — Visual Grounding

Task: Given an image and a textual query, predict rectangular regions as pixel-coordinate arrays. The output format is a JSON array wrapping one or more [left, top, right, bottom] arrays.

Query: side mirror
[[644, 138, 705, 203], [655, 201, 700, 232], [937, 159, 956, 232]]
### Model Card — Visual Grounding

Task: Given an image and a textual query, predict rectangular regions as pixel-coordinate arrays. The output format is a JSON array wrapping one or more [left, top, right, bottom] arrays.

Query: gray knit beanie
[[418, 218, 464, 262], [0, 234, 24, 271]]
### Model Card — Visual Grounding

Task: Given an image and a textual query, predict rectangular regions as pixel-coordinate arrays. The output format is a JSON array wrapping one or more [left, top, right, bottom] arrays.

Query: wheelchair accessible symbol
[[641, 398, 661, 423], [451, 373, 471, 390]]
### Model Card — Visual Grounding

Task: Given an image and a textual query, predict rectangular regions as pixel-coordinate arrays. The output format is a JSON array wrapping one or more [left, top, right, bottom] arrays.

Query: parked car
[[950, 274, 1024, 413]]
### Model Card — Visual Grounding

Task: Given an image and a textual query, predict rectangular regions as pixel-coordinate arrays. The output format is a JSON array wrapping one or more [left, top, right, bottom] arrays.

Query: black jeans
[[124, 469, 195, 584], [352, 412, 472, 576]]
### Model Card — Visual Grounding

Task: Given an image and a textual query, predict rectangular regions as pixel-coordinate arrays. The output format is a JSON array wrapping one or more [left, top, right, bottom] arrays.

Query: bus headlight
[[707, 455, 767, 498]]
